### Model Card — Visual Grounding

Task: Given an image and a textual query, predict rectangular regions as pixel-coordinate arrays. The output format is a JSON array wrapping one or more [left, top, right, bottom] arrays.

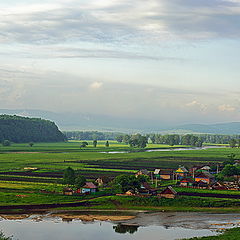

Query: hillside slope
[[0, 115, 66, 143]]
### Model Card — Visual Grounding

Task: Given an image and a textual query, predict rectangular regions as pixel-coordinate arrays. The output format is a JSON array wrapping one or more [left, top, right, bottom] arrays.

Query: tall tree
[[105, 140, 109, 147], [63, 167, 75, 185], [75, 175, 86, 188], [93, 140, 97, 147]]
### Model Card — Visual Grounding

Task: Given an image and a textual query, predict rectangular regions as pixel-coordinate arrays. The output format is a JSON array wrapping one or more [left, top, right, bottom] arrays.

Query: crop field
[[0, 141, 239, 181], [0, 141, 239, 208]]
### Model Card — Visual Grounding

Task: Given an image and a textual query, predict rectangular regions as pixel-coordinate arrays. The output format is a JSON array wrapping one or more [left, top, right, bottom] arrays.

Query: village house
[[80, 182, 98, 194], [175, 166, 188, 179], [154, 169, 173, 180], [194, 171, 215, 184], [179, 178, 195, 187], [159, 186, 177, 199], [63, 187, 74, 196], [95, 176, 111, 187], [194, 180, 209, 189], [139, 182, 157, 195], [135, 169, 149, 177], [210, 182, 228, 190]]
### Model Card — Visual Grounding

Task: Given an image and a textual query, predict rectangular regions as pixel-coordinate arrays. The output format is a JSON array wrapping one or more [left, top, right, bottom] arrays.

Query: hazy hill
[[173, 122, 240, 135], [0, 115, 66, 143], [0, 109, 239, 135]]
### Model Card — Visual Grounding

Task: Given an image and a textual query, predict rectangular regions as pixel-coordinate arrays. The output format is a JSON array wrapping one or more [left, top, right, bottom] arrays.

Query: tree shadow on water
[[113, 224, 139, 234]]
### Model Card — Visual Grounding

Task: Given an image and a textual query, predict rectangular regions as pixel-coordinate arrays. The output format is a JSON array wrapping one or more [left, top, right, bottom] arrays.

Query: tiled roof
[[83, 182, 97, 189]]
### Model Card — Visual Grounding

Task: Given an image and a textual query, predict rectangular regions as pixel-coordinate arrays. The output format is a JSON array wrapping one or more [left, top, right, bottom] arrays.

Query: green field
[[0, 141, 238, 176], [0, 141, 239, 211], [187, 227, 240, 239]]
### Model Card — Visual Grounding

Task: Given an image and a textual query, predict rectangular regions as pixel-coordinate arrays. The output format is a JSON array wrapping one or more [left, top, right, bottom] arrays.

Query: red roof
[[83, 182, 97, 189], [160, 186, 177, 195]]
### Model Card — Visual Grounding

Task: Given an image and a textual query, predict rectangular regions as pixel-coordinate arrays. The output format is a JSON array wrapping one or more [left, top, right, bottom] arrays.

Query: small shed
[[159, 186, 177, 199], [160, 170, 173, 180], [154, 169, 161, 177], [125, 190, 135, 196], [81, 182, 98, 194], [179, 178, 194, 187], [139, 182, 157, 195], [210, 182, 228, 190], [135, 169, 149, 177], [63, 187, 74, 196], [95, 176, 111, 187]]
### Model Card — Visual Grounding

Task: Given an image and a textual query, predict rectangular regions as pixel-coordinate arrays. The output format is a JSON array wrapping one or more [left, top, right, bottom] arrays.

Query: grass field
[[0, 141, 238, 176], [187, 227, 240, 239], [0, 141, 239, 211]]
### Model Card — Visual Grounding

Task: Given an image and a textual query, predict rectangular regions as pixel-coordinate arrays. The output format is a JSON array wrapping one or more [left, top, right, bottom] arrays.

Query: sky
[[0, 0, 240, 126]]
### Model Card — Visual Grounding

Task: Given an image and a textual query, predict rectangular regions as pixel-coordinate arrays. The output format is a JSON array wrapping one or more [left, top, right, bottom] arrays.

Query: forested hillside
[[0, 115, 66, 143]]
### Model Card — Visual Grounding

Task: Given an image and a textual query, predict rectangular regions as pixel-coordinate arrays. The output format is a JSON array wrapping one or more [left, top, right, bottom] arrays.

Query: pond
[[0, 211, 239, 240]]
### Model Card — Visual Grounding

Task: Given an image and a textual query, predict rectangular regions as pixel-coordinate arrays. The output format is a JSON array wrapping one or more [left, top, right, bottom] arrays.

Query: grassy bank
[[187, 227, 240, 239]]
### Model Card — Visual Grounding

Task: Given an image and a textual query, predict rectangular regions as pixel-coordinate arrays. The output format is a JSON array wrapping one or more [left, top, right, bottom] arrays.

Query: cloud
[[89, 81, 103, 90], [185, 100, 208, 112], [218, 104, 236, 112], [0, 0, 240, 46]]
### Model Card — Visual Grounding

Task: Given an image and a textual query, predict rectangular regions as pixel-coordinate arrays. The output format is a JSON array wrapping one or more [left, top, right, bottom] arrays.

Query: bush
[[2, 140, 11, 146]]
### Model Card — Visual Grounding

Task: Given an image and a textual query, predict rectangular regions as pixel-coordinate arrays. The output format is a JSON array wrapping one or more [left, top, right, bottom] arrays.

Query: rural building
[[139, 182, 157, 195], [210, 182, 228, 190], [194, 172, 215, 184], [63, 187, 74, 196], [135, 169, 149, 177], [179, 178, 195, 187], [154, 169, 161, 176], [154, 169, 173, 180], [95, 176, 111, 187], [159, 186, 177, 199], [125, 190, 135, 196], [159, 170, 173, 180], [175, 166, 188, 179], [81, 182, 98, 194]]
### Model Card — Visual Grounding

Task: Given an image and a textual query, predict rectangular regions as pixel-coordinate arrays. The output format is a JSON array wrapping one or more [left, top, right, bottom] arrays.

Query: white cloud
[[185, 100, 208, 112], [218, 104, 236, 112], [89, 81, 103, 90], [0, 0, 240, 45]]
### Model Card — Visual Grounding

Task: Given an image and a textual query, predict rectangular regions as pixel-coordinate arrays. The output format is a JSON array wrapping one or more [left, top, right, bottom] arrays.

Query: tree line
[[63, 131, 120, 140], [0, 115, 66, 143]]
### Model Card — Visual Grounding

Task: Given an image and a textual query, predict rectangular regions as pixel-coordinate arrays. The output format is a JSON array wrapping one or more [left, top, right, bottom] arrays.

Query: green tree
[[223, 153, 236, 165], [80, 141, 88, 147], [63, 167, 75, 185], [105, 140, 109, 147], [93, 140, 97, 147], [29, 142, 34, 147], [75, 175, 86, 188], [113, 174, 141, 193], [123, 135, 131, 144], [229, 139, 237, 148], [115, 135, 124, 143], [128, 134, 148, 148], [2, 140, 11, 146], [136, 174, 149, 183], [221, 164, 239, 177]]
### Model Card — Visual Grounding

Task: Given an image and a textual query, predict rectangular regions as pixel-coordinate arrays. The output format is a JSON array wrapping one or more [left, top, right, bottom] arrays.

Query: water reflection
[[113, 224, 139, 234]]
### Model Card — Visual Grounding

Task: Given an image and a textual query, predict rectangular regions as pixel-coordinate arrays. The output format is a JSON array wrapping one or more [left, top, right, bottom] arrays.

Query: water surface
[[0, 211, 239, 240]]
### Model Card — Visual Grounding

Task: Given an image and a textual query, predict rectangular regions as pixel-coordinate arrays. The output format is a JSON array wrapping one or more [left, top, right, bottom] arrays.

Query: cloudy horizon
[[0, 0, 239, 126]]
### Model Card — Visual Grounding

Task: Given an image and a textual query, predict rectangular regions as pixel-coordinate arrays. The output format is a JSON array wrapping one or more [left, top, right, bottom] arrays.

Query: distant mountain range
[[0, 109, 239, 135], [166, 122, 240, 135]]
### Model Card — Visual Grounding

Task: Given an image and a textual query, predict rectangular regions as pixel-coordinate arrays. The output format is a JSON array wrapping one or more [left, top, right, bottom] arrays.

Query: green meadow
[[0, 141, 239, 211], [0, 141, 238, 175]]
